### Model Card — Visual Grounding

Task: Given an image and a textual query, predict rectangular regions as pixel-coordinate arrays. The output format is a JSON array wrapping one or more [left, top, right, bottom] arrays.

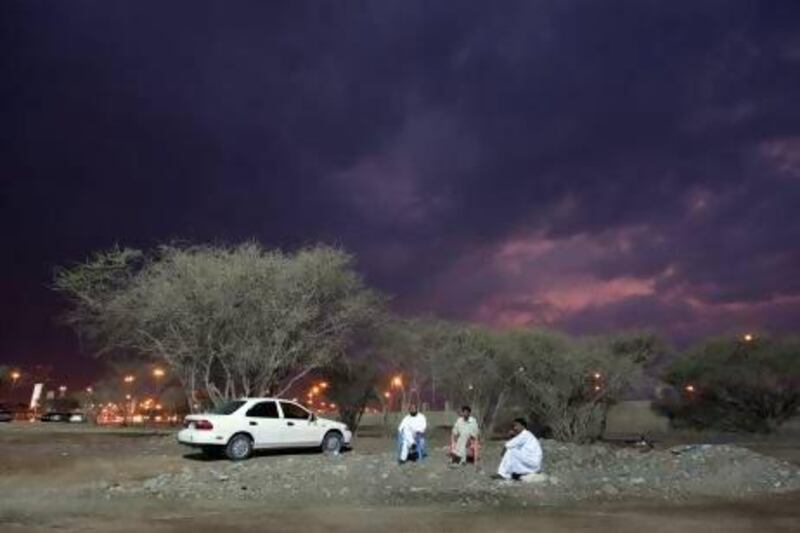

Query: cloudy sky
[[2, 1, 800, 380]]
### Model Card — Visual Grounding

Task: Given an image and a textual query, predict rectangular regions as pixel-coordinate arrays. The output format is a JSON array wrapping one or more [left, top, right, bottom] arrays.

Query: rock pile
[[103, 440, 800, 507]]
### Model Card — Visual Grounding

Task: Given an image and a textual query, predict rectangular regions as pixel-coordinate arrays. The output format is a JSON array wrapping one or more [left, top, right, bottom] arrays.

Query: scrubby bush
[[512, 330, 660, 443], [656, 336, 800, 433]]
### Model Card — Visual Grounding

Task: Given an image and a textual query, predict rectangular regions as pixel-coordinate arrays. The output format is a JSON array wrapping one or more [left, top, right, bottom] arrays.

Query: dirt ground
[[1, 424, 798, 532]]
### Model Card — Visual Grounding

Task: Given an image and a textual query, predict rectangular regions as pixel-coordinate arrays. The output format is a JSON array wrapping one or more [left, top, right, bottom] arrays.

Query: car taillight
[[194, 419, 214, 430]]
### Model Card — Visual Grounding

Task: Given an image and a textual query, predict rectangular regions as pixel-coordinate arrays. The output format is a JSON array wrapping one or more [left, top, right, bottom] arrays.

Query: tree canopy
[[55, 243, 384, 407]]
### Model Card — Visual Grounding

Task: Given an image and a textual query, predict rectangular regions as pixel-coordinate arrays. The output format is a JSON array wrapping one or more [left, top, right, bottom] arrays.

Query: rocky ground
[[2, 425, 799, 532], [95, 439, 800, 507]]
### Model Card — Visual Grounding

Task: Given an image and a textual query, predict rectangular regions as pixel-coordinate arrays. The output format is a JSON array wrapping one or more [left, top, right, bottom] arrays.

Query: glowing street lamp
[[592, 372, 602, 380], [312, 386, 321, 395], [10, 371, 21, 384], [85, 387, 94, 394], [152, 368, 165, 379], [685, 384, 696, 393], [319, 381, 329, 389], [123, 375, 135, 384], [391, 375, 403, 388], [58, 385, 67, 394], [383, 391, 391, 399], [742, 333, 755, 343]]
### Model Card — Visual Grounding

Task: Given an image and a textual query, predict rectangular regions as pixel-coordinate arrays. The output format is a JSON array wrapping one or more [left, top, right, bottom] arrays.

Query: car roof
[[238, 398, 304, 403]]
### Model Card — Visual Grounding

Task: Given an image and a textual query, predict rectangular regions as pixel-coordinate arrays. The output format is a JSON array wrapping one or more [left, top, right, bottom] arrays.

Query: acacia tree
[[55, 243, 383, 409], [322, 359, 380, 432], [656, 336, 800, 433], [380, 319, 521, 435], [512, 330, 660, 442]]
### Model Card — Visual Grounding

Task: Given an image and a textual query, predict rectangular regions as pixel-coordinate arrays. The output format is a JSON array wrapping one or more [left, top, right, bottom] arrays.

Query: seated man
[[450, 405, 480, 465], [493, 418, 542, 480], [397, 404, 427, 464]]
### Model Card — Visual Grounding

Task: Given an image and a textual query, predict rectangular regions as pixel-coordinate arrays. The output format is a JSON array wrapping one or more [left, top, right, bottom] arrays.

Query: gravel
[[99, 440, 800, 507]]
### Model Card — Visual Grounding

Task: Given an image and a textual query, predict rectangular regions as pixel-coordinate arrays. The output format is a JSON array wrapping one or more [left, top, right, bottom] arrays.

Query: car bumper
[[177, 428, 228, 447]]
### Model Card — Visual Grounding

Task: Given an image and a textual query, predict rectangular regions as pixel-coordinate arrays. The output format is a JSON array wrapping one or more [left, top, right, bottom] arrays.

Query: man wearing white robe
[[397, 405, 427, 463], [451, 405, 480, 464], [494, 418, 543, 480]]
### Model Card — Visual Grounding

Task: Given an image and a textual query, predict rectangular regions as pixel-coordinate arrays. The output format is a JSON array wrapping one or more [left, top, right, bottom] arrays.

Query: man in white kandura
[[451, 405, 480, 465], [493, 418, 543, 480], [397, 404, 427, 464]]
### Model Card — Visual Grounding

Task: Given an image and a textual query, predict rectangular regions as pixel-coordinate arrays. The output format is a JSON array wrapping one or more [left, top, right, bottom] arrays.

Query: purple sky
[[2, 1, 800, 382]]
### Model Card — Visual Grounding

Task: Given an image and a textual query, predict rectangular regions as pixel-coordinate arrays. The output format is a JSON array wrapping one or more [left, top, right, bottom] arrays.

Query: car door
[[278, 401, 322, 447], [244, 400, 283, 448]]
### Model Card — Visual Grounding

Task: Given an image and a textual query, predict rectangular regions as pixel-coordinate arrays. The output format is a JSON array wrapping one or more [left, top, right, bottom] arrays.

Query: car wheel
[[321, 431, 343, 454], [225, 434, 253, 461]]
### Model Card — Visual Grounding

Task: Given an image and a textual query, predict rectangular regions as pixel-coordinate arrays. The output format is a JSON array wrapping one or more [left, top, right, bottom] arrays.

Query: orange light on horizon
[[10, 371, 21, 382], [319, 382, 329, 389], [391, 375, 403, 388], [312, 386, 321, 395], [152, 368, 166, 378]]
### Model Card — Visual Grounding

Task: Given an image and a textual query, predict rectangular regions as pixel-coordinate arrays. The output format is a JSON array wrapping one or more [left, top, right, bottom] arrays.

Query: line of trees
[[54, 242, 799, 442]]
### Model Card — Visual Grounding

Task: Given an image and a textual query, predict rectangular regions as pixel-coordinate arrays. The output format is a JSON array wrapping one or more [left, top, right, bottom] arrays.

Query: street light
[[85, 387, 93, 394], [742, 333, 755, 343], [123, 375, 135, 384], [153, 368, 165, 379], [391, 375, 403, 388], [10, 371, 21, 384]]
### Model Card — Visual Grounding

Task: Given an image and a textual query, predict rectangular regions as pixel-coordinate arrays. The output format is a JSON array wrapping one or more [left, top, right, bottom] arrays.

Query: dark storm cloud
[[2, 1, 800, 378]]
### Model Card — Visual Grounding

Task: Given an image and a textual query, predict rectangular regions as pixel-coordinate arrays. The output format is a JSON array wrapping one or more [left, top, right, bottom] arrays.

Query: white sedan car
[[177, 398, 352, 461]]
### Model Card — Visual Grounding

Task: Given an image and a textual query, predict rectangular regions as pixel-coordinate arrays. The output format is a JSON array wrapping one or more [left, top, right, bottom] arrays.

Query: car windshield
[[210, 400, 246, 415]]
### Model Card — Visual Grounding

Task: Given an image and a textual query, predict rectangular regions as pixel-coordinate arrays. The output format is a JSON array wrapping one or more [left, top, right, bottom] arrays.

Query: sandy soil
[[1, 424, 798, 532]]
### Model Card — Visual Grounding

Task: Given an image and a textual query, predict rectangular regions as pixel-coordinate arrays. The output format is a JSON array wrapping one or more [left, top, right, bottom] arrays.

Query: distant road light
[[152, 368, 165, 378], [85, 387, 93, 394], [391, 376, 403, 388], [123, 375, 135, 384], [58, 385, 67, 393], [11, 371, 21, 382], [685, 384, 695, 393], [742, 333, 755, 342]]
